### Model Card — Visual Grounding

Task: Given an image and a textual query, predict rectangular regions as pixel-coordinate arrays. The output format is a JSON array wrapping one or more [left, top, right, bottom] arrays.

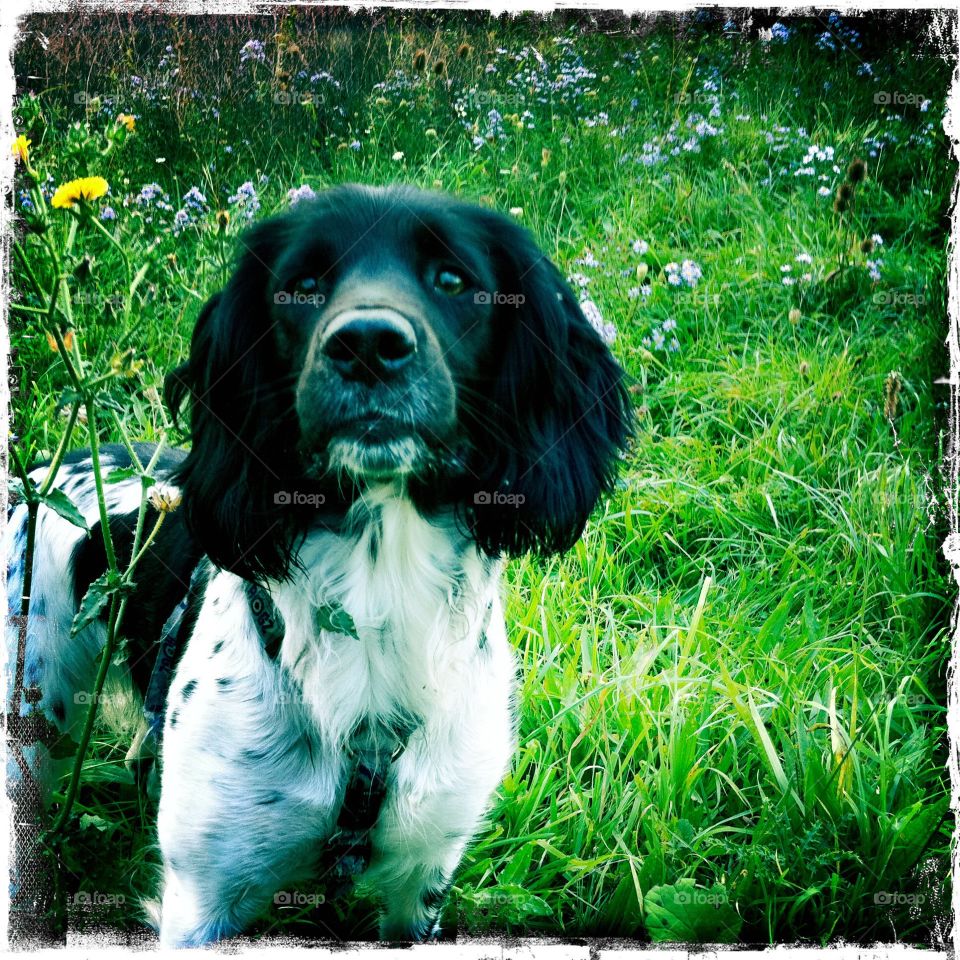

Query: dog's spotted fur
[[6, 184, 631, 945]]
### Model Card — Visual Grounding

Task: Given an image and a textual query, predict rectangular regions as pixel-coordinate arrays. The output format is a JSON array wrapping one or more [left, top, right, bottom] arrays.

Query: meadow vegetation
[[9, 9, 954, 945]]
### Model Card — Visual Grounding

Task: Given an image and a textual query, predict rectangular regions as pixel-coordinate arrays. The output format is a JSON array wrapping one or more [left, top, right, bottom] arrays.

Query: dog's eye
[[294, 277, 320, 294], [433, 267, 468, 297]]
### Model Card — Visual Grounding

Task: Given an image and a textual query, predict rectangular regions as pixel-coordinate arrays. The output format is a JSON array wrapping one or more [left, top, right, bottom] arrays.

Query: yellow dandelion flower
[[51, 176, 109, 209], [12, 135, 31, 164], [116, 113, 136, 132]]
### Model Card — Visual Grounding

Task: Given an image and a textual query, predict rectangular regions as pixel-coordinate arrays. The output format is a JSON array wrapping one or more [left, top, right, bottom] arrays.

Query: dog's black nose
[[321, 314, 417, 382]]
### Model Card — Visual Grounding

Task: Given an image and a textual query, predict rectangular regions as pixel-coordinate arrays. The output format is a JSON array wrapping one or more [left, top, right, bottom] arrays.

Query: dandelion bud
[[799, 361, 810, 377], [859, 237, 874, 254], [636, 263, 649, 282], [425, 128, 438, 138], [457, 43, 472, 58], [215, 209, 230, 232], [150, 483, 183, 514], [884, 371, 902, 418], [847, 158, 867, 183], [433, 59, 446, 76], [558, 171, 567, 185], [413, 49, 427, 71], [541, 147, 552, 167], [788, 307, 801, 324]]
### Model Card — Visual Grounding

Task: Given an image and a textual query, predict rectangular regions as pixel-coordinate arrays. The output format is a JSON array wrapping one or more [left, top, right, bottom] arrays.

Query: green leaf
[[40, 487, 89, 531], [498, 841, 535, 887], [884, 797, 949, 881], [71, 572, 111, 637], [8, 476, 26, 503], [78, 763, 134, 786], [644, 878, 742, 944], [79, 813, 114, 832], [105, 466, 138, 483], [756, 587, 795, 652], [601, 869, 644, 932], [314, 601, 359, 640], [460, 883, 553, 925]]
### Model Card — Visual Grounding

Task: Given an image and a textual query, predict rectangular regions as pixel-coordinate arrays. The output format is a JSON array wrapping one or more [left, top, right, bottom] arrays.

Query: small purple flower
[[240, 39, 266, 65], [100, 206, 117, 221], [228, 180, 261, 220], [770, 22, 790, 43], [183, 186, 208, 211], [286, 184, 317, 206]]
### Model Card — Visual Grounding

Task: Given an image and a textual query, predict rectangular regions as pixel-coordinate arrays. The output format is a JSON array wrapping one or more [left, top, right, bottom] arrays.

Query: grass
[[10, 8, 954, 947]]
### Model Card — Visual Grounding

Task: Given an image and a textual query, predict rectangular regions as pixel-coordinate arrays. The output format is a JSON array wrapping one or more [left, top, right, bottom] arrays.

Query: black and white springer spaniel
[[6, 184, 631, 945]]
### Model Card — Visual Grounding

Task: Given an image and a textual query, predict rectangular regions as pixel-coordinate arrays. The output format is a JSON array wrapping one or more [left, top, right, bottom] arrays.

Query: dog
[[6, 184, 631, 945]]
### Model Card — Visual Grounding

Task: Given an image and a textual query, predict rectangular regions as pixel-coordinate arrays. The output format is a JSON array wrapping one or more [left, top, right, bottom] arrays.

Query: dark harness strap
[[325, 715, 415, 886], [144, 563, 207, 737]]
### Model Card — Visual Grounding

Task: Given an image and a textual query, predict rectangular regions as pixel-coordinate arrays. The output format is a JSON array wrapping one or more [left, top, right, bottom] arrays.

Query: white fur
[[157, 483, 515, 944], [6, 462, 516, 945]]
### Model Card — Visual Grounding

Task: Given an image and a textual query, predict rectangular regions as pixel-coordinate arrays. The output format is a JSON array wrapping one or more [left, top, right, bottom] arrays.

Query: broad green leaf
[[460, 883, 553, 924], [105, 466, 138, 483], [644, 878, 742, 944], [71, 572, 111, 637], [315, 601, 359, 639], [884, 797, 949, 881], [79, 813, 114, 832], [41, 487, 89, 531]]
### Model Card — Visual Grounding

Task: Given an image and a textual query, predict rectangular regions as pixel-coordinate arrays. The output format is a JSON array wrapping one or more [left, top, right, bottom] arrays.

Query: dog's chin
[[321, 434, 431, 483]]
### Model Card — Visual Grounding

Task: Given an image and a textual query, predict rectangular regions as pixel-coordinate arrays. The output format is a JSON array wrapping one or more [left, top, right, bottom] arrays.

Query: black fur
[[164, 184, 632, 581]]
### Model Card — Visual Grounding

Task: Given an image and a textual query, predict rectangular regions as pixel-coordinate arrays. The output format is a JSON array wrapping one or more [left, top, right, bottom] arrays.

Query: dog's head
[[166, 184, 632, 579]]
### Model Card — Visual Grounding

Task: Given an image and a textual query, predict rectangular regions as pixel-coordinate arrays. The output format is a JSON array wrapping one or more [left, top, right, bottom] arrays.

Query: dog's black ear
[[164, 217, 300, 581], [465, 215, 633, 557]]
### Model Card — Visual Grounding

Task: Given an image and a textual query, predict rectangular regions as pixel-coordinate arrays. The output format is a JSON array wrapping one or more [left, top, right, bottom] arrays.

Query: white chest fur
[[271, 484, 502, 747]]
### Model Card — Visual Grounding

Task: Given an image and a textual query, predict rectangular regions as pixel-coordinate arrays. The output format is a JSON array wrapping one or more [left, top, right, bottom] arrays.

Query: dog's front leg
[[361, 613, 517, 941], [154, 574, 337, 947]]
